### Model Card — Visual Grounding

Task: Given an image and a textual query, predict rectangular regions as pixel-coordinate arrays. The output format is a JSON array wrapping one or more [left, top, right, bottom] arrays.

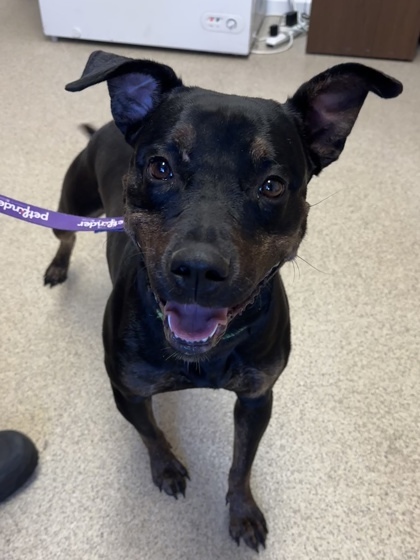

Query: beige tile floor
[[0, 1, 419, 559]]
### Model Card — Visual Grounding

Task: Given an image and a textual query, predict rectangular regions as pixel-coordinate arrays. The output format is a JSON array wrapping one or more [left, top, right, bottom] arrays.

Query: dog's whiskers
[[290, 258, 301, 281], [296, 254, 328, 275], [309, 189, 342, 208]]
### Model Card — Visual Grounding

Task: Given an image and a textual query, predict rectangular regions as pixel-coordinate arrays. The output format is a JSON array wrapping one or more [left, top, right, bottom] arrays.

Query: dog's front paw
[[227, 491, 268, 551], [44, 259, 69, 287], [150, 451, 189, 499]]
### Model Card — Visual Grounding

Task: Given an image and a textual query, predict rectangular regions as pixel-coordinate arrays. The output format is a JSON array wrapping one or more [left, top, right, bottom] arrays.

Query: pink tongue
[[164, 302, 228, 342]]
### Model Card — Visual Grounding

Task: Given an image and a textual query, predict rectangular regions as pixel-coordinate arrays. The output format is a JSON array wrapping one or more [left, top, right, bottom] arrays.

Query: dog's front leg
[[111, 388, 189, 498], [226, 391, 273, 551]]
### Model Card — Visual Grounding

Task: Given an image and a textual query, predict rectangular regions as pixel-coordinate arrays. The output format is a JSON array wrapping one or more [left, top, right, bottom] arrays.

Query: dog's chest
[[181, 362, 232, 389], [121, 353, 279, 398], [122, 357, 234, 395]]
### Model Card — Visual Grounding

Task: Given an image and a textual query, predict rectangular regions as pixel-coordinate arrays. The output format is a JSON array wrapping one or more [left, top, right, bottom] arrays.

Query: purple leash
[[0, 194, 124, 233]]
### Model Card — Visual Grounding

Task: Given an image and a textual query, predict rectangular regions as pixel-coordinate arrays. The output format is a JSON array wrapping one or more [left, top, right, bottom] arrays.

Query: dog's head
[[67, 51, 402, 358]]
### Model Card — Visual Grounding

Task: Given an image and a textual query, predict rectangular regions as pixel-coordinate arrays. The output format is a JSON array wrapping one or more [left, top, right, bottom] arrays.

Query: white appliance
[[38, 0, 266, 56]]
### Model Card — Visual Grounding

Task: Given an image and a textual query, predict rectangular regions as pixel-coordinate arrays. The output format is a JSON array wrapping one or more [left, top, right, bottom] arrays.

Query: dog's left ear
[[65, 50, 183, 145], [287, 63, 403, 173]]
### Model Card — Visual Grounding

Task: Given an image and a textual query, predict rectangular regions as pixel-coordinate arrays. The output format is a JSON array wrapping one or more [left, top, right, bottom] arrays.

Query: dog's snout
[[170, 244, 229, 297]]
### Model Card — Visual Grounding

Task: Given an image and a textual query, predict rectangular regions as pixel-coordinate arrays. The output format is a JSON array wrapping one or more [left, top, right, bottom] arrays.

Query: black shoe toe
[[0, 430, 38, 503]]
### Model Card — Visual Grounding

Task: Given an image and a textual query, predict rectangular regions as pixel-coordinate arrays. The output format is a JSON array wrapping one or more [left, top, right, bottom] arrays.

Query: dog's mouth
[[164, 302, 228, 353], [154, 262, 281, 357]]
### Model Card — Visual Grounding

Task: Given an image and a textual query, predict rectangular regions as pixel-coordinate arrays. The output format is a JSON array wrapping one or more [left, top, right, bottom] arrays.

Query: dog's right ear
[[65, 50, 183, 145]]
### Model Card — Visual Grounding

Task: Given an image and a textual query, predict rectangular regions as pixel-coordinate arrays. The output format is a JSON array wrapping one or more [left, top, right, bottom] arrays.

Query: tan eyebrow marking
[[172, 124, 196, 162], [250, 137, 274, 164]]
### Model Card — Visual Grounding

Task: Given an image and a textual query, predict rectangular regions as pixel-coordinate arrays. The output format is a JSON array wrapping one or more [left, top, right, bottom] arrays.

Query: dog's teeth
[[198, 323, 219, 342], [168, 317, 219, 344]]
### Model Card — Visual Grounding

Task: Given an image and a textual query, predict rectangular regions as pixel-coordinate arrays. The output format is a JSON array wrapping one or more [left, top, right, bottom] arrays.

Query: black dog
[[44, 51, 402, 551]]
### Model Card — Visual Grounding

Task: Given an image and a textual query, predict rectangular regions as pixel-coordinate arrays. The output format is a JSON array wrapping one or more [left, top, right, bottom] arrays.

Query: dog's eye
[[147, 157, 173, 181], [258, 177, 286, 199]]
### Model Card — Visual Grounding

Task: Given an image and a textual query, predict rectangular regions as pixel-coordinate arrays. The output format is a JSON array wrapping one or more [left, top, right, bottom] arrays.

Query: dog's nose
[[170, 244, 229, 297]]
